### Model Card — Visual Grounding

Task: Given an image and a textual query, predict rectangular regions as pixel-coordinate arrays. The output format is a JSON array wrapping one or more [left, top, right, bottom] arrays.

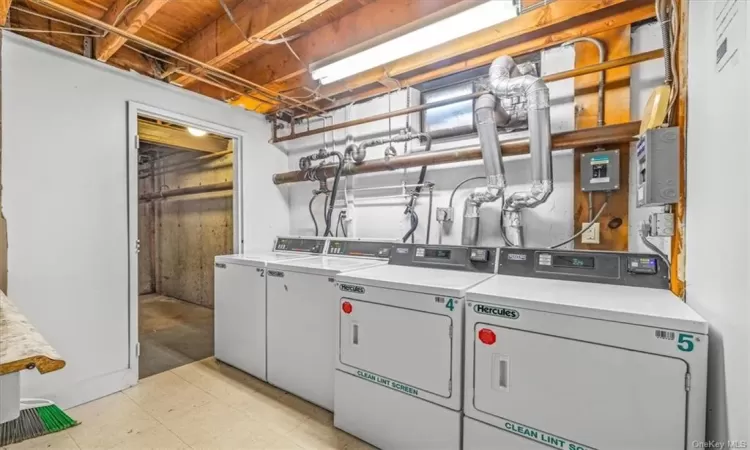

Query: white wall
[[1, 32, 289, 408], [283, 46, 578, 247], [282, 26, 665, 252], [685, 1, 750, 441]]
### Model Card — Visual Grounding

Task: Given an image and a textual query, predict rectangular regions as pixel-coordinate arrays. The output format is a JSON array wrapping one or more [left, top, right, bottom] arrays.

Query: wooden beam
[[207, 0, 465, 104], [138, 120, 230, 154], [171, 0, 344, 87], [671, 0, 687, 296], [0, 0, 11, 26], [573, 26, 632, 251], [316, 0, 650, 101], [96, 0, 170, 62], [299, 3, 656, 115]]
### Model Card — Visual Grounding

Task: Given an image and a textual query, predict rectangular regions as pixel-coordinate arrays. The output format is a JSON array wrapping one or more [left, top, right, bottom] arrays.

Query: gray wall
[[1, 32, 289, 408], [139, 150, 234, 308]]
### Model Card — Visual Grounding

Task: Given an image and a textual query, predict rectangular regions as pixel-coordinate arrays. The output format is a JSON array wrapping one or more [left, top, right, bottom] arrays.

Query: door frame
[[126, 101, 246, 381]]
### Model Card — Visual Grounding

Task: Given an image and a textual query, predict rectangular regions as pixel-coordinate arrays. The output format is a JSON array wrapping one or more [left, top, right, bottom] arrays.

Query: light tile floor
[[6, 358, 375, 450]]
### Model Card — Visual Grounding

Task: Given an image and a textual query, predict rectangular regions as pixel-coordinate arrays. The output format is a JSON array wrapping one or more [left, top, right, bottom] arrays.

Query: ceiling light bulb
[[187, 127, 207, 137]]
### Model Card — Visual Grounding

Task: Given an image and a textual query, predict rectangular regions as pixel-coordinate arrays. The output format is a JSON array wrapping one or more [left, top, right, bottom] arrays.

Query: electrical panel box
[[581, 150, 620, 192], [636, 127, 679, 207]]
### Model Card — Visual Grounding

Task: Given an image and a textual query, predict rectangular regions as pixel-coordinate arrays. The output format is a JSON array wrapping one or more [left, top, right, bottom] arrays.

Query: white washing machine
[[213, 236, 327, 380], [464, 248, 708, 450], [264, 238, 395, 411], [333, 244, 498, 449]]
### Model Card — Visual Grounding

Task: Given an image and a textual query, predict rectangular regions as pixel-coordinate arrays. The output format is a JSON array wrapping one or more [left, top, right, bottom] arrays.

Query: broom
[[0, 398, 78, 446]]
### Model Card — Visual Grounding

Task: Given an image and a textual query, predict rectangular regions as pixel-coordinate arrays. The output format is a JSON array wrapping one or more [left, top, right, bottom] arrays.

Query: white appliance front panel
[[334, 370, 461, 450], [464, 417, 544, 450], [339, 297, 453, 399], [471, 324, 688, 450], [214, 262, 266, 380], [266, 270, 336, 410]]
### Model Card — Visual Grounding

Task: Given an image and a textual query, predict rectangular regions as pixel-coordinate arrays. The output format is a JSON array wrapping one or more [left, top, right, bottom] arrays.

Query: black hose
[[401, 134, 431, 242], [323, 152, 344, 236], [403, 209, 419, 243], [308, 193, 320, 236]]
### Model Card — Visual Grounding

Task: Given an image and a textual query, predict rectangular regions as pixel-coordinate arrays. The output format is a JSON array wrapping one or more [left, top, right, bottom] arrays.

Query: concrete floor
[[139, 294, 214, 379]]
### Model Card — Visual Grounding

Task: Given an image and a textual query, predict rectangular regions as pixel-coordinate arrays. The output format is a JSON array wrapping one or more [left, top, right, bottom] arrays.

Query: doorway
[[130, 105, 243, 379]]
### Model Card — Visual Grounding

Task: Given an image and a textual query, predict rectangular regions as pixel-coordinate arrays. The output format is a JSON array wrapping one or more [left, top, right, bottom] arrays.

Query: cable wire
[[550, 197, 609, 249], [309, 193, 320, 236], [639, 222, 671, 274], [218, 0, 302, 61], [448, 176, 486, 207]]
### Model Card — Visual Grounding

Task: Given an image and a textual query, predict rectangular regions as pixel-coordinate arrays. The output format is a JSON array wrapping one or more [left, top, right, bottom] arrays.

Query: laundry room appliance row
[[215, 238, 708, 450]]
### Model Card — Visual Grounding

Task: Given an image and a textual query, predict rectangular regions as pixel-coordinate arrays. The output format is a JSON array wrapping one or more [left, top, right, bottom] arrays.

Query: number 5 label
[[677, 333, 695, 352]]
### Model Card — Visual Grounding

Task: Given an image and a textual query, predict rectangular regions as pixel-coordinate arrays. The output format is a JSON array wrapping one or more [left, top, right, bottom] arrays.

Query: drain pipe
[[488, 56, 553, 243], [461, 93, 508, 245]]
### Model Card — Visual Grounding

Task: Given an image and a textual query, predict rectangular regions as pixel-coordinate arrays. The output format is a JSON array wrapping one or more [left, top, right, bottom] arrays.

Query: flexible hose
[[403, 209, 419, 243], [324, 152, 344, 236], [550, 198, 609, 249], [499, 207, 514, 247], [308, 193, 320, 236]]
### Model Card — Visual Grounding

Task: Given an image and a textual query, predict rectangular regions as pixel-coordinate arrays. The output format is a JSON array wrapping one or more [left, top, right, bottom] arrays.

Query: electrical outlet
[[581, 222, 600, 244]]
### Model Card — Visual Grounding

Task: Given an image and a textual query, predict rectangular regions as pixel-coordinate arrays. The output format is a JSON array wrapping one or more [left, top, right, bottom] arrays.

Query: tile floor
[[139, 294, 214, 378], [6, 358, 374, 450]]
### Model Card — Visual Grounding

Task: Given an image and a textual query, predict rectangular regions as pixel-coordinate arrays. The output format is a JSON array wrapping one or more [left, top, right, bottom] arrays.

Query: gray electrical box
[[636, 127, 679, 207], [581, 149, 620, 192]]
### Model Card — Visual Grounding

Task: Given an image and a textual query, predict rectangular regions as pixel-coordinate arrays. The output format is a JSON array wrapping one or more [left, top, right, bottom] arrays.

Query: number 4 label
[[446, 299, 455, 311], [677, 333, 695, 352]]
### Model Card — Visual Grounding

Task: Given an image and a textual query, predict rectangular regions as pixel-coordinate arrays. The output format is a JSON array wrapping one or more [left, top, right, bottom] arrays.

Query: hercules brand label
[[267, 270, 285, 278], [355, 370, 419, 397], [339, 283, 365, 294], [474, 303, 520, 320], [501, 419, 595, 450], [507, 253, 527, 261]]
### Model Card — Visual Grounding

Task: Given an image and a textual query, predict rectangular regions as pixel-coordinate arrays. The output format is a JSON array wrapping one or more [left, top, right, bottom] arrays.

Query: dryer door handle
[[492, 354, 510, 392]]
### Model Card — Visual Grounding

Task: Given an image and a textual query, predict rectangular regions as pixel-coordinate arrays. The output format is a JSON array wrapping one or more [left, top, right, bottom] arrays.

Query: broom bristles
[[0, 404, 78, 446]]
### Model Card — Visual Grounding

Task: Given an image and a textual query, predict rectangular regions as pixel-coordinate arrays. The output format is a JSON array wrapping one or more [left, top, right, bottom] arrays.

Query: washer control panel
[[274, 237, 326, 253], [326, 240, 393, 259], [389, 244, 497, 273], [497, 248, 668, 289]]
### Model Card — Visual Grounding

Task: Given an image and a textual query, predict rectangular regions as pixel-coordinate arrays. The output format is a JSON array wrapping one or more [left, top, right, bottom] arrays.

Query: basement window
[[419, 55, 540, 140]]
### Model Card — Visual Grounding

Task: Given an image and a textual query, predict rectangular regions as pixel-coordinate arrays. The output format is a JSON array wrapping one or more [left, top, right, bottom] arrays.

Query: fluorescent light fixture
[[310, 1, 518, 85], [187, 127, 208, 137]]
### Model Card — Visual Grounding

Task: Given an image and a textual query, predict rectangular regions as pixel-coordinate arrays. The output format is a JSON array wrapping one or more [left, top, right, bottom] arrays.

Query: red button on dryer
[[342, 301, 353, 314], [478, 328, 496, 345]]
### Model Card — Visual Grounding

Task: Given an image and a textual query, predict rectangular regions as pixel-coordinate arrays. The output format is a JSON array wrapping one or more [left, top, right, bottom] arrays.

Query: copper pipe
[[29, 0, 326, 115], [272, 122, 641, 185], [140, 181, 233, 201], [275, 49, 664, 142]]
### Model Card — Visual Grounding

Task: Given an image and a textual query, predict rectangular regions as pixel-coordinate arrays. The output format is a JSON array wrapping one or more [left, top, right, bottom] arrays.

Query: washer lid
[[468, 275, 707, 334], [266, 256, 388, 276], [215, 252, 317, 268], [336, 264, 495, 297]]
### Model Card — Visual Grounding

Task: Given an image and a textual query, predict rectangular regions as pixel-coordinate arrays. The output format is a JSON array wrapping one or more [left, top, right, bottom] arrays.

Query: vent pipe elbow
[[461, 93, 508, 245], [491, 56, 554, 212]]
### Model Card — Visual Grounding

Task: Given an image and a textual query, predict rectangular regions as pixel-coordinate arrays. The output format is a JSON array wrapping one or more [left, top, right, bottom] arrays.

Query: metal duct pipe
[[345, 130, 430, 164], [489, 56, 554, 212], [460, 93, 508, 245]]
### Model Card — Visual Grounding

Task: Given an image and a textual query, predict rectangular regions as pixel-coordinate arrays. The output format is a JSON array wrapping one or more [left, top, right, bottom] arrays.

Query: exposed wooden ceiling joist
[[0, 0, 12, 26], [320, 2, 656, 112], [96, 0, 170, 62], [316, 0, 652, 101], [138, 120, 231, 154], [208, 0, 465, 111], [171, 0, 344, 87]]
